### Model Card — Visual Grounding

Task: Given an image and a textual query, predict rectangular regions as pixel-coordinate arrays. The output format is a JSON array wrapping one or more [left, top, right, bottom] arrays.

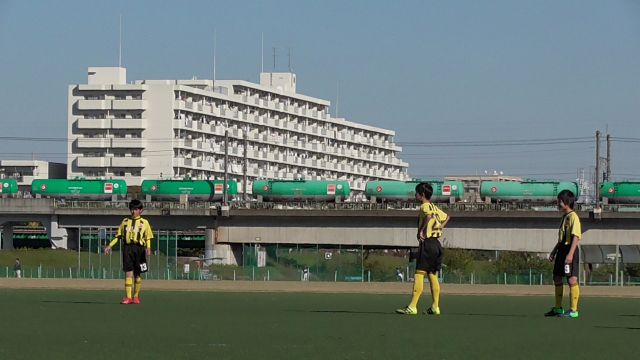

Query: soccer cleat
[[120, 297, 134, 305], [562, 310, 579, 318], [395, 306, 418, 315], [132, 297, 141, 305], [424, 307, 440, 315], [544, 307, 564, 317]]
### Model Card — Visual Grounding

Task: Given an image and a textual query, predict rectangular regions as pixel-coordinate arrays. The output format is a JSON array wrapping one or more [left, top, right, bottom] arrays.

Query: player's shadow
[[40, 300, 111, 305], [595, 325, 640, 330], [447, 312, 527, 318], [618, 314, 640, 317], [291, 310, 395, 316]]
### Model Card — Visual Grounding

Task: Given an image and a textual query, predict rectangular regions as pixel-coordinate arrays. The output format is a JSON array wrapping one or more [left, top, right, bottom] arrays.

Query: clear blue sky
[[1, 0, 638, 180]]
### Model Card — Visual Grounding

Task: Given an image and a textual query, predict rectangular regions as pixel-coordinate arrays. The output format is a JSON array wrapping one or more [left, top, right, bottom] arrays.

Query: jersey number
[[139, 263, 148, 273]]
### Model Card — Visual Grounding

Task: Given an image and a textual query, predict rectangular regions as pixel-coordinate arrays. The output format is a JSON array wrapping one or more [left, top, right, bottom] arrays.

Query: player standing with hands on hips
[[105, 199, 154, 305], [396, 182, 450, 315], [545, 190, 581, 318]]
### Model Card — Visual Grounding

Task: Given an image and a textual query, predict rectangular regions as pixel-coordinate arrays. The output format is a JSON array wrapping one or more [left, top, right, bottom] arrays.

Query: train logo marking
[[40, 184, 47, 191], [262, 185, 269, 192], [104, 183, 113, 194], [214, 184, 224, 194], [491, 187, 498, 193], [608, 187, 615, 194], [327, 184, 336, 195], [442, 185, 451, 196], [151, 185, 158, 192], [376, 186, 383, 193]]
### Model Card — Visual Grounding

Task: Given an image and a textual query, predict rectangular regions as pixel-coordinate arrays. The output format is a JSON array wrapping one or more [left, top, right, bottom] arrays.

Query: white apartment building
[[67, 67, 409, 194]]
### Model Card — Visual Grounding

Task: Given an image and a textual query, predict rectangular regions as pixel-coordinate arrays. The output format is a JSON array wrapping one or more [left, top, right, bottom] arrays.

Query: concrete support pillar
[[1, 223, 14, 250], [212, 243, 240, 266], [48, 215, 68, 249], [204, 228, 215, 266]]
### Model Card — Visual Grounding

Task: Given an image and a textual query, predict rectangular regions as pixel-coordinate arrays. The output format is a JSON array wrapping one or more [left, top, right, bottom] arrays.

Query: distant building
[[67, 67, 409, 194], [0, 160, 66, 192]]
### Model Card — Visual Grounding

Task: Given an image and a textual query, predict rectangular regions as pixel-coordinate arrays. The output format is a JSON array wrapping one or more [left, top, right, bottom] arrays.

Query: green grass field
[[0, 290, 638, 359]]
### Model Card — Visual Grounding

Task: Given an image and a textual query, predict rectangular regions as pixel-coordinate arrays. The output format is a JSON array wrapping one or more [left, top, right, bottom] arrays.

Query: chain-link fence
[[2, 236, 640, 285]]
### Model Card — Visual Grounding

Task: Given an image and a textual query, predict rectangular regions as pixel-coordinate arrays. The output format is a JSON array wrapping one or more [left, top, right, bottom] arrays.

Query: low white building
[[67, 67, 409, 194], [0, 160, 66, 191]]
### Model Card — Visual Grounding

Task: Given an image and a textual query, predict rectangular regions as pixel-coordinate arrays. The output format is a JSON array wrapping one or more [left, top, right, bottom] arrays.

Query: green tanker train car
[[31, 179, 127, 200], [141, 179, 238, 201], [365, 180, 464, 203], [480, 180, 579, 203], [600, 181, 640, 204], [252, 179, 350, 202], [0, 179, 19, 196]]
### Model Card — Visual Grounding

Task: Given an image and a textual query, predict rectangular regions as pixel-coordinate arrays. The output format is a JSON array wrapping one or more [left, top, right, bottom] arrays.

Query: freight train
[[600, 181, 640, 204], [365, 180, 465, 203], [252, 179, 350, 202], [0, 179, 19, 195], [479, 180, 580, 203], [2, 177, 638, 205]]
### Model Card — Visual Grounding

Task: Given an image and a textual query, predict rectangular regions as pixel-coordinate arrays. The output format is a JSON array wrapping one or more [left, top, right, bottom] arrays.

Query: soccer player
[[105, 199, 154, 305], [544, 190, 581, 318], [396, 182, 450, 315]]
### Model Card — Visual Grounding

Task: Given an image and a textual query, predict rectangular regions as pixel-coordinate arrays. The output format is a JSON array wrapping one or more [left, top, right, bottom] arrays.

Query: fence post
[[267, 270, 270, 281], [529, 269, 532, 286], [233, 270, 236, 281], [367, 270, 371, 282], [504, 272, 507, 285], [6, 266, 8, 278], [334, 270, 337, 282], [540, 273, 543, 285], [252, 266, 255, 281]]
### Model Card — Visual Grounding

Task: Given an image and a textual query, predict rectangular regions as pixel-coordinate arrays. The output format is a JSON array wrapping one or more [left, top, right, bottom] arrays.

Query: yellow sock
[[428, 273, 440, 309], [408, 271, 425, 309], [570, 284, 580, 312], [134, 276, 142, 298], [125, 277, 133, 299], [554, 285, 563, 308]]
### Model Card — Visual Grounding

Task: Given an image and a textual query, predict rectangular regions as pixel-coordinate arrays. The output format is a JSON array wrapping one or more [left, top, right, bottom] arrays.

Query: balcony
[[76, 99, 109, 110], [111, 157, 147, 168], [76, 138, 109, 148], [111, 138, 146, 148], [112, 100, 148, 110], [76, 157, 108, 167], [76, 118, 110, 129], [111, 118, 147, 129]]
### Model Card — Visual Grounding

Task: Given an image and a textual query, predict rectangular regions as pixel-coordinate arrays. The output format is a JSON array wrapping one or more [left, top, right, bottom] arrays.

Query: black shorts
[[122, 244, 148, 275], [553, 247, 579, 278], [416, 238, 443, 274]]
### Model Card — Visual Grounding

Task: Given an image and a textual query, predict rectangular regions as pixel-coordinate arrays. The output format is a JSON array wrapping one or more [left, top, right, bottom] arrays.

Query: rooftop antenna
[[261, 32, 264, 73], [336, 80, 340, 117], [118, 14, 123, 67], [272, 47, 277, 71], [213, 29, 217, 87], [288, 47, 292, 72]]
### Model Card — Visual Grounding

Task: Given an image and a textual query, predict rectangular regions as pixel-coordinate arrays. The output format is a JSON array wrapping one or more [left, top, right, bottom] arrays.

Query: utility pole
[[223, 129, 229, 205], [606, 134, 611, 181], [595, 130, 601, 208]]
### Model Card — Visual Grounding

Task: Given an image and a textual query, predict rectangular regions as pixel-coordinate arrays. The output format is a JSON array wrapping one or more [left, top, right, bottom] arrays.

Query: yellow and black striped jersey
[[558, 211, 581, 246], [108, 216, 154, 249], [419, 202, 449, 238]]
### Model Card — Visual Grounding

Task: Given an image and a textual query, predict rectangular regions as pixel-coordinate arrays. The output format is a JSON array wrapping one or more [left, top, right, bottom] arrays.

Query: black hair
[[415, 182, 433, 200], [129, 199, 144, 211], [557, 190, 575, 209]]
